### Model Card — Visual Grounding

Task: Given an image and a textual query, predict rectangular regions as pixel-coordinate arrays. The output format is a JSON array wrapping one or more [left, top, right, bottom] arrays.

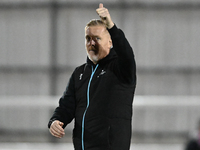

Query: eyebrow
[[85, 35, 100, 39]]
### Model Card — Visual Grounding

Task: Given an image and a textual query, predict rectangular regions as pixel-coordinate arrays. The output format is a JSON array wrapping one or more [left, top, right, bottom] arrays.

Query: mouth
[[88, 49, 97, 54], [89, 49, 96, 52]]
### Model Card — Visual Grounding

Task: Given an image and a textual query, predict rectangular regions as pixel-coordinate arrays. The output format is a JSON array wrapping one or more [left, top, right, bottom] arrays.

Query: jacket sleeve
[[108, 24, 136, 85], [48, 70, 76, 129]]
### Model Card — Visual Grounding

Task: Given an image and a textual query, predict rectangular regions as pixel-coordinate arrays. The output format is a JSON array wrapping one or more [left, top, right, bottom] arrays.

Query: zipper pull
[[79, 73, 83, 80]]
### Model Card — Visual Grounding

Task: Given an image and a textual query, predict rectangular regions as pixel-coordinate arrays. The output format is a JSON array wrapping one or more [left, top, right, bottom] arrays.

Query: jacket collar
[[86, 48, 117, 66]]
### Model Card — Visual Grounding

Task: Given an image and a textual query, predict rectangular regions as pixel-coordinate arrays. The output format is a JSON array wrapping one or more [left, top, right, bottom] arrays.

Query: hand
[[49, 120, 65, 138], [96, 3, 114, 29]]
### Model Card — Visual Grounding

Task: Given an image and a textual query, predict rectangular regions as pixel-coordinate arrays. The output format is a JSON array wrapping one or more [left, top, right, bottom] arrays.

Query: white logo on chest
[[97, 70, 106, 78]]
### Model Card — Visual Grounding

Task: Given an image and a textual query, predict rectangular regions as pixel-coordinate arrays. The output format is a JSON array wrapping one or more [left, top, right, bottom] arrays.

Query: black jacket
[[48, 25, 136, 150]]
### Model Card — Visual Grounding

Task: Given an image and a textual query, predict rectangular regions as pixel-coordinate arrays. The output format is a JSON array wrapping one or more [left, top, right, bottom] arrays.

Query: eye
[[85, 36, 90, 42], [96, 37, 100, 41]]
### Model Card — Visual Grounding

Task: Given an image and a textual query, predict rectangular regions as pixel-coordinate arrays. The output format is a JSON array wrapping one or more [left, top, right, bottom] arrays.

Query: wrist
[[107, 22, 114, 29]]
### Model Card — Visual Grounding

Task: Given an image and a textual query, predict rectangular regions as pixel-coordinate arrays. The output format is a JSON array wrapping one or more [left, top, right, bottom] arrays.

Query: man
[[48, 3, 136, 150]]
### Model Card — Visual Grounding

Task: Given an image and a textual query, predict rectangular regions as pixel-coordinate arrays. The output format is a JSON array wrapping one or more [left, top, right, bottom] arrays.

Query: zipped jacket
[[48, 24, 136, 150]]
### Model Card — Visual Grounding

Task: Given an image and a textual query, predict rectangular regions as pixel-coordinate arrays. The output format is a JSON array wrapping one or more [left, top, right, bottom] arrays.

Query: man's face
[[85, 25, 112, 64]]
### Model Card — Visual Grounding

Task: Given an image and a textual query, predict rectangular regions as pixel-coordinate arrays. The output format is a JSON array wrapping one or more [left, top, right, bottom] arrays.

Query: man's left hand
[[96, 3, 114, 29]]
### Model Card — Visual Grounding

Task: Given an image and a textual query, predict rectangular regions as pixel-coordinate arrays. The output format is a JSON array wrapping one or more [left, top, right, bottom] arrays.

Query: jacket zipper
[[81, 64, 99, 150]]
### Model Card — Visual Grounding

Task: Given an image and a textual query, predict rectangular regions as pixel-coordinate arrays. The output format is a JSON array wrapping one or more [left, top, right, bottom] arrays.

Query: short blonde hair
[[85, 19, 107, 30]]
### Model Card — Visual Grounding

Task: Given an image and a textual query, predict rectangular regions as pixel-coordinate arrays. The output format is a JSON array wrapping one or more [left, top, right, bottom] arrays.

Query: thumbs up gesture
[[96, 3, 114, 29]]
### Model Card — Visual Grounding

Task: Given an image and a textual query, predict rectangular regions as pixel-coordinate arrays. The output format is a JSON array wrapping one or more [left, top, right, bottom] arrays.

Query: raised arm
[[97, 3, 136, 84]]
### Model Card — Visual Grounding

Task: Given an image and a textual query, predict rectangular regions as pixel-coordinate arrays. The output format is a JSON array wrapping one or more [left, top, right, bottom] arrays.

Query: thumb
[[99, 3, 103, 8], [59, 122, 64, 127]]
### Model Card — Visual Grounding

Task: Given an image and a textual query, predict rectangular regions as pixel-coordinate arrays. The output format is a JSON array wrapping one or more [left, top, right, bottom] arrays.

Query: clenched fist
[[96, 3, 114, 29]]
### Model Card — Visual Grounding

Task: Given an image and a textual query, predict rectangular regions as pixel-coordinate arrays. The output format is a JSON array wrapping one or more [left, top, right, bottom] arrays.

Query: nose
[[89, 39, 95, 46]]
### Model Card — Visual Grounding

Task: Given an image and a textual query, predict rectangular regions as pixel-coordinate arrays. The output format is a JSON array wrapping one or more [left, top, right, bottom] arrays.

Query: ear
[[109, 39, 113, 48]]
